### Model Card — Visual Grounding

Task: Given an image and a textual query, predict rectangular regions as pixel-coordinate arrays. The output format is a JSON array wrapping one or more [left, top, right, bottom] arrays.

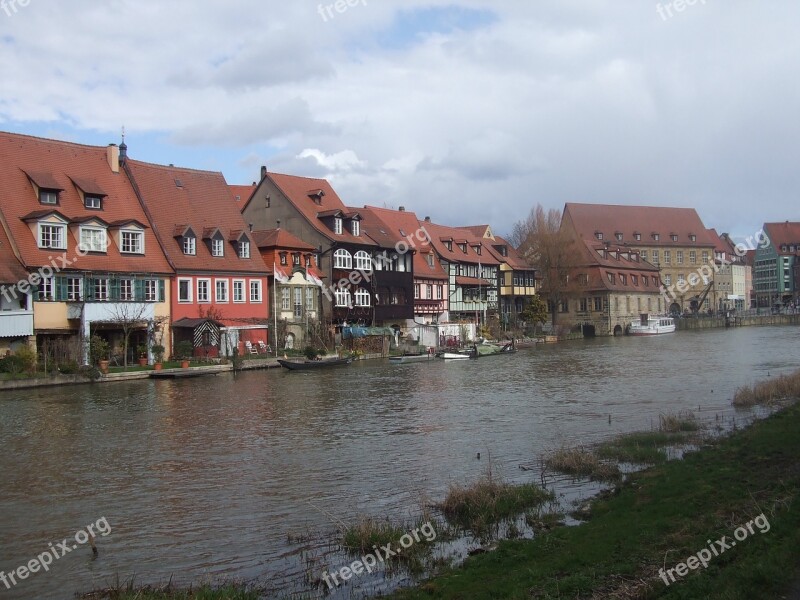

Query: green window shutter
[[158, 279, 165, 302], [134, 279, 144, 302], [85, 277, 95, 300], [110, 278, 120, 301], [57, 277, 67, 301]]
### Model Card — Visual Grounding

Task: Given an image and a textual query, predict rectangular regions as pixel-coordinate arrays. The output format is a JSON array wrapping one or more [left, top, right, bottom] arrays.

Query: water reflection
[[0, 326, 797, 599]]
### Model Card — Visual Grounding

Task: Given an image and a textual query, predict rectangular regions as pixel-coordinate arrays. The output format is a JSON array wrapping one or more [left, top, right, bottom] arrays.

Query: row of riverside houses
[[1, 130, 796, 361]]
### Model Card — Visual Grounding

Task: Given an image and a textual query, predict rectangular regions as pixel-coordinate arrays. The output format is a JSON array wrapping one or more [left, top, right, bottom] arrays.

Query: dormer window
[[351, 220, 360, 236], [458, 243, 467, 253], [634, 232, 642, 241], [84, 195, 102, 210], [334, 217, 343, 235], [212, 238, 224, 257], [474, 246, 482, 256], [292, 253, 301, 266], [305, 255, 312, 268], [238, 240, 250, 259], [615, 232, 623, 241], [280, 252, 288, 266], [595, 231, 603, 240], [689, 234, 697, 242], [444, 241, 452, 251], [38, 223, 66, 249], [39, 190, 58, 205], [427, 253, 434, 267], [652, 233, 660, 241], [671, 234, 679, 242], [183, 235, 196, 255], [121, 229, 144, 254]]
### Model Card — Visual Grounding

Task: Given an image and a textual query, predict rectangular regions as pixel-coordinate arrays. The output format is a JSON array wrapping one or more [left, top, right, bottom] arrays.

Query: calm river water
[[0, 326, 797, 599]]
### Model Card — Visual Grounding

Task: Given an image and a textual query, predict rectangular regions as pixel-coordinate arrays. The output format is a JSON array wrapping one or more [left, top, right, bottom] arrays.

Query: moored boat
[[389, 353, 436, 363], [627, 314, 676, 336], [277, 357, 353, 370], [437, 351, 473, 360]]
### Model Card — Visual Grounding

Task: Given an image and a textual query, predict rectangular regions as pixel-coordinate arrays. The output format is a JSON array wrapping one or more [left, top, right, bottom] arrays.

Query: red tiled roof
[[563, 202, 717, 247], [229, 184, 256, 204], [569, 237, 662, 293], [356, 206, 448, 280], [420, 219, 500, 267], [251, 228, 316, 252], [458, 225, 493, 239], [0, 132, 172, 274], [126, 159, 268, 274], [0, 222, 28, 284], [763, 222, 800, 254], [455, 276, 494, 286], [260, 172, 376, 247], [484, 235, 532, 271]]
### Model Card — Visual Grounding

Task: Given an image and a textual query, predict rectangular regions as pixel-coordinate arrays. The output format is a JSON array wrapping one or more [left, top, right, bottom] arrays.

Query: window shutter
[[158, 279, 165, 302], [57, 277, 67, 301], [134, 279, 144, 302], [110, 278, 120, 301], [85, 277, 95, 300]]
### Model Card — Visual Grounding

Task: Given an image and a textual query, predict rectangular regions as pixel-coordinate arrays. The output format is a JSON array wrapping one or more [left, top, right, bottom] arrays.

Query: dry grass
[[544, 447, 622, 482], [657, 410, 700, 433], [733, 369, 800, 407]]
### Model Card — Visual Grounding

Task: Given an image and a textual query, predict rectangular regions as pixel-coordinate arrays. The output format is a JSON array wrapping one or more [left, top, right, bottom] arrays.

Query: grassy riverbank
[[393, 402, 800, 599]]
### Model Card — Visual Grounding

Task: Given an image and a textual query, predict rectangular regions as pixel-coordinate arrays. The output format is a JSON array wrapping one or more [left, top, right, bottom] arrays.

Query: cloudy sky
[[1, 0, 798, 238]]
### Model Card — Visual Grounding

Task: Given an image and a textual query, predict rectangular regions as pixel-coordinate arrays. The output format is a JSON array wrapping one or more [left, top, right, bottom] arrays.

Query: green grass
[[597, 430, 694, 465], [392, 402, 800, 599], [438, 466, 554, 534]]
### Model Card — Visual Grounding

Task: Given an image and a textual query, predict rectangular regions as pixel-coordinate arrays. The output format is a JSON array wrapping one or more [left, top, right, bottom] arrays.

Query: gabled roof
[[571, 238, 662, 293], [420, 219, 500, 267], [0, 131, 171, 273], [563, 202, 717, 248], [260, 172, 375, 247], [356, 206, 448, 280], [229, 184, 256, 204], [126, 159, 268, 274], [485, 235, 532, 271], [763, 221, 800, 254], [69, 176, 107, 197], [459, 225, 495, 240], [251, 228, 316, 252]]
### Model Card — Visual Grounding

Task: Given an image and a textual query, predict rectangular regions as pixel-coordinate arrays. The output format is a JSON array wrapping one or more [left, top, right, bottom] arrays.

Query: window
[[689, 250, 696, 264], [280, 252, 288, 266], [351, 220, 360, 236], [294, 287, 303, 317], [250, 280, 262, 303], [426, 284, 433, 298], [593, 297, 603, 311], [197, 279, 210, 303], [354, 251, 372, 271], [291, 253, 300, 266], [620, 274, 627, 285], [678, 274, 685, 285], [702, 251, 709, 263], [335, 288, 351, 307], [38, 277, 54, 300], [651, 250, 659, 264], [653, 233, 660, 241], [652, 276, 659, 287], [334, 217, 343, 235], [305, 255, 312, 268], [215, 279, 229, 302], [427, 253, 434, 267], [632, 275, 638, 286], [67, 278, 82, 301], [334, 249, 352, 269], [640, 250, 647, 261], [615, 232, 623, 241], [677, 250, 684, 265], [671, 234, 679, 242], [39, 190, 58, 205], [444, 241, 452, 251], [93, 278, 108, 301], [238, 241, 250, 259], [84, 196, 102, 210], [607, 272, 615, 284], [38, 224, 66, 249], [690, 234, 696, 242], [414, 284, 420, 299], [145, 280, 159, 302], [178, 279, 192, 303], [664, 274, 672, 285], [436, 285, 443, 299], [233, 280, 245, 303], [634, 233, 642, 241], [643, 276, 649, 287], [664, 250, 672, 264], [79, 227, 107, 252], [121, 230, 144, 254], [595, 232, 604, 240], [458, 243, 467, 253], [211, 238, 224, 257], [120, 279, 134, 301], [579, 298, 588, 312], [183, 236, 196, 255], [306, 289, 315, 311], [355, 288, 371, 307], [281, 287, 291, 310]]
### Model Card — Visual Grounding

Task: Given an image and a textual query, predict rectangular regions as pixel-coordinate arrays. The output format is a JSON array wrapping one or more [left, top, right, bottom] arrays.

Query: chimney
[[260, 165, 267, 180], [107, 144, 120, 173], [399, 206, 405, 212], [424, 216, 431, 222]]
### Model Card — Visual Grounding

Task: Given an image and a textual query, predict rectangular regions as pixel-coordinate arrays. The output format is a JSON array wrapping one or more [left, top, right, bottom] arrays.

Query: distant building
[[563, 203, 718, 315], [711, 231, 749, 311], [754, 221, 800, 308]]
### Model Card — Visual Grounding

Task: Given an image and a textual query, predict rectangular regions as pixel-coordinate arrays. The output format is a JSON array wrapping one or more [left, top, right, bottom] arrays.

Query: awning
[[172, 317, 225, 329]]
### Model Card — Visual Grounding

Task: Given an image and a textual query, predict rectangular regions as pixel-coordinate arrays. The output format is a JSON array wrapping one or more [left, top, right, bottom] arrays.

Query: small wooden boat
[[475, 342, 517, 357], [437, 351, 473, 360], [389, 354, 435, 363], [277, 357, 353, 370]]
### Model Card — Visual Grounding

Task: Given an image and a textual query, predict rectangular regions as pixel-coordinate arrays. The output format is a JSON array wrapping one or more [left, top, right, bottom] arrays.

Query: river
[[0, 326, 797, 599]]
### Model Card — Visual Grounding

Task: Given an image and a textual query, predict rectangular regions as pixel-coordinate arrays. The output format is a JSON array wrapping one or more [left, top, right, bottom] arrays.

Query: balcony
[[0, 310, 34, 337]]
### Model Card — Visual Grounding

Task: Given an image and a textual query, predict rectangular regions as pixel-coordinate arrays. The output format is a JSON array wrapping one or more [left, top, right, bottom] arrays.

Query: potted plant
[[89, 335, 110, 374], [175, 340, 194, 368], [151, 344, 165, 371], [137, 344, 149, 367]]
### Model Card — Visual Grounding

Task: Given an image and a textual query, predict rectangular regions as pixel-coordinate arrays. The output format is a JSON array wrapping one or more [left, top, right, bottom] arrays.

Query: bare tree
[[103, 302, 152, 368], [514, 204, 577, 326]]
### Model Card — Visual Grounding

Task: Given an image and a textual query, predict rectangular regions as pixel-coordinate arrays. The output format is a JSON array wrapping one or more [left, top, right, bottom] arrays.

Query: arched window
[[354, 251, 372, 272], [334, 249, 352, 269], [355, 288, 371, 307]]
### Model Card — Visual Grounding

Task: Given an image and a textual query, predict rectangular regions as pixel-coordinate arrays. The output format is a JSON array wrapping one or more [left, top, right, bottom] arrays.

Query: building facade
[[753, 222, 800, 308]]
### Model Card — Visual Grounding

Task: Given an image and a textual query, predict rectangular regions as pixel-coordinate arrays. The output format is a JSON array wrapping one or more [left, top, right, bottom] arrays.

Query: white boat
[[389, 353, 436, 363], [627, 314, 676, 336], [437, 351, 473, 360]]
